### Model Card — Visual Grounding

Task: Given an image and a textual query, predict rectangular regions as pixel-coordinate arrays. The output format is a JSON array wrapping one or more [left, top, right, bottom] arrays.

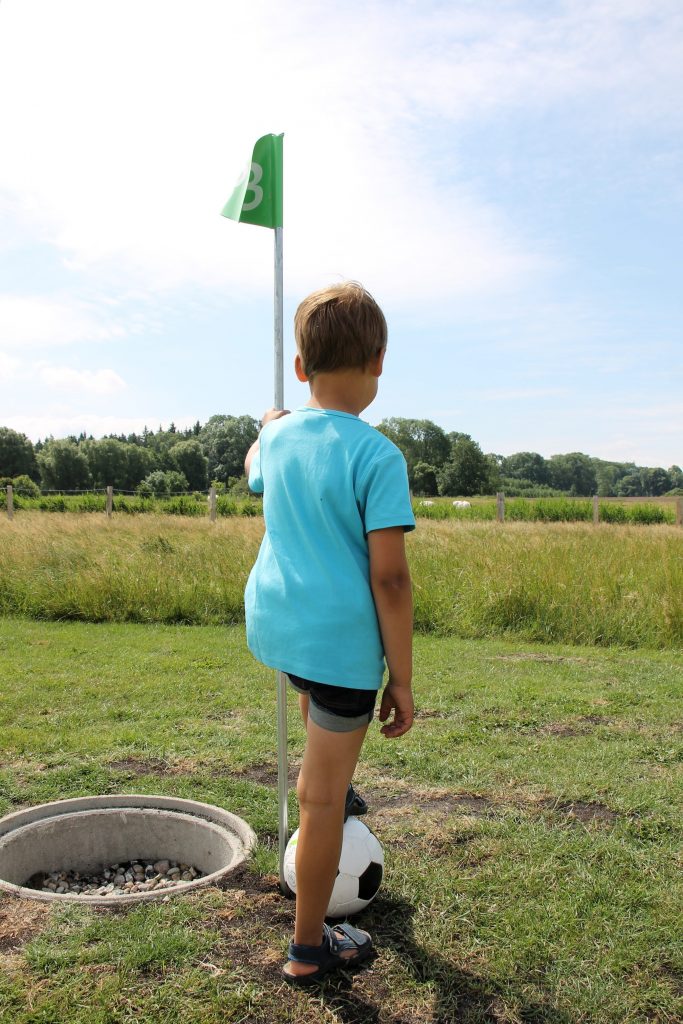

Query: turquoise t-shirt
[[245, 407, 415, 690]]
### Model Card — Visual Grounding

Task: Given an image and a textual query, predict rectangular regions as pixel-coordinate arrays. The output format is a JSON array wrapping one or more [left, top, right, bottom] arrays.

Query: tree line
[[0, 417, 257, 498], [1, 418, 681, 499], [375, 419, 682, 498]]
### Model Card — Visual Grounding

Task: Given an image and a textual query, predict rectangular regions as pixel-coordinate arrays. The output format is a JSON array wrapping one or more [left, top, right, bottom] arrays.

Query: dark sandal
[[282, 922, 373, 987], [344, 784, 368, 822]]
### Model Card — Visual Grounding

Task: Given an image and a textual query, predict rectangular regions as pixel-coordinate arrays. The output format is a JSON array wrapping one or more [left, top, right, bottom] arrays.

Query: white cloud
[[0, 0, 558, 303], [38, 365, 126, 395], [0, 295, 125, 349], [380, 0, 683, 127], [1, 1, 679, 306]]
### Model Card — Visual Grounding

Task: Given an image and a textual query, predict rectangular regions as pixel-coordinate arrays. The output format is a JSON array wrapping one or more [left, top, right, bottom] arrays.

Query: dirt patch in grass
[[211, 867, 295, 985], [401, 834, 496, 865], [106, 756, 218, 776], [371, 791, 493, 817], [201, 709, 239, 721], [539, 723, 589, 738], [414, 700, 467, 719], [234, 761, 302, 787], [657, 964, 683, 998], [0, 895, 52, 952], [107, 755, 236, 777], [536, 715, 613, 738], [494, 653, 591, 665], [107, 755, 306, 783], [2, 757, 49, 773], [108, 757, 177, 775], [541, 798, 620, 824]]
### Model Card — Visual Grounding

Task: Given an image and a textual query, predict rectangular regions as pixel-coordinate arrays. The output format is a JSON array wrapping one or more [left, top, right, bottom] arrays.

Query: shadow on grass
[[317, 895, 574, 1024]]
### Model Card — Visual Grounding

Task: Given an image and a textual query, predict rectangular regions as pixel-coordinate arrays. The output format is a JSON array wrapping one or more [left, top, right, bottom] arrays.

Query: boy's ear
[[369, 347, 386, 378], [294, 353, 309, 382]]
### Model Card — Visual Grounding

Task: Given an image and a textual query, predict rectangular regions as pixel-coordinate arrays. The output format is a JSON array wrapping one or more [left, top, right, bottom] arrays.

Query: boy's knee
[[297, 773, 345, 813]]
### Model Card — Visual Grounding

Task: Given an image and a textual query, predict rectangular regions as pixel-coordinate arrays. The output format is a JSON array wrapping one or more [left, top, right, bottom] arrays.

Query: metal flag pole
[[220, 133, 286, 890], [273, 225, 289, 893]]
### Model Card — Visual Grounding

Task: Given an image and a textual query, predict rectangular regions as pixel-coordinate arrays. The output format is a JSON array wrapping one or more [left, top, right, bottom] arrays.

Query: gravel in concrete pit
[[26, 859, 205, 896]]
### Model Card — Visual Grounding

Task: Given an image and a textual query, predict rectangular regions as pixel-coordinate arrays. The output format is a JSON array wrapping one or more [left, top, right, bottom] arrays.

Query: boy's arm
[[244, 408, 290, 477], [244, 438, 259, 478], [368, 526, 414, 738]]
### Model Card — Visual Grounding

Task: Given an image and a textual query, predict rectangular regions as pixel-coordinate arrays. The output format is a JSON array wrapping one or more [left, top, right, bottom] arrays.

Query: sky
[[0, 0, 681, 468]]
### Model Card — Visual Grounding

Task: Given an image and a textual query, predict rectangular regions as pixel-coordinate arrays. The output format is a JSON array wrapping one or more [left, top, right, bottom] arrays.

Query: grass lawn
[[1, 619, 682, 1023]]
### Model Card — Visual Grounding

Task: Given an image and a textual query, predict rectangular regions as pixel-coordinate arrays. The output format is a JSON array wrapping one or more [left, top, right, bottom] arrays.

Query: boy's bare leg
[[284, 718, 369, 979], [298, 692, 309, 727]]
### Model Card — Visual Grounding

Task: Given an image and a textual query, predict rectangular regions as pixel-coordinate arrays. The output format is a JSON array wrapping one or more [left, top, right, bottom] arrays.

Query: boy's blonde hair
[[294, 281, 387, 378]]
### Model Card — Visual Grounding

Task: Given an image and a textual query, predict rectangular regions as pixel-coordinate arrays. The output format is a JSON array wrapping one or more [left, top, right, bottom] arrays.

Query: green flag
[[221, 133, 283, 229]]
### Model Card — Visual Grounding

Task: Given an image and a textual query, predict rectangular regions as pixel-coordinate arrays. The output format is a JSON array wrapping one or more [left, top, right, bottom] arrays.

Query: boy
[[244, 281, 415, 986]]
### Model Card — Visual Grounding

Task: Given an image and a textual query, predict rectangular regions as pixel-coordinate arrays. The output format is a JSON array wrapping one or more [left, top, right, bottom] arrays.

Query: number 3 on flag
[[241, 162, 263, 212]]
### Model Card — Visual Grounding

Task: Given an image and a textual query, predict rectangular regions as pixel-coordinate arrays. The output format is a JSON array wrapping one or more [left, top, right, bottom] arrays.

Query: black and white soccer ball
[[283, 817, 384, 917]]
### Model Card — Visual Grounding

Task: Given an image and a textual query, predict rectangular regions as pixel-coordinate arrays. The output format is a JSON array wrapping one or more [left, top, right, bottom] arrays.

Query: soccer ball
[[283, 817, 384, 918]]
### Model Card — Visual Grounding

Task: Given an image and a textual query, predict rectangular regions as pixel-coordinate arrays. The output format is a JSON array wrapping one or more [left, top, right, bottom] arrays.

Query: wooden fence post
[[209, 486, 217, 522], [6, 485, 13, 521], [676, 497, 683, 527], [106, 486, 113, 518], [496, 492, 505, 523], [593, 495, 599, 525]]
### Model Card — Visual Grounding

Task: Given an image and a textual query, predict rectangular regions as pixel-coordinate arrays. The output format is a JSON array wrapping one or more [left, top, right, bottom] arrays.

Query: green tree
[[199, 415, 259, 484], [667, 465, 683, 490], [124, 444, 157, 490], [548, 453, 597, 496], [169, 439, 209, 491], [643, 467, 671, 497], [375, 419, 451, 485], [485, 454, 502, 493], [501, 451, 549, 485], [411, 462, 438, 497], [81, 438, 129, 489], [82, 436, 156, 491], [0, 427, 39, 480], [164, 470, 189, 493], [37, 440, 92, 491], [438, 433, 491, 496], [11, 474, 40, 497], [142, 427, 187, 466], [594, 462, 620, 497], [616, 471, 644, 497], [138, 469, 189, 497]]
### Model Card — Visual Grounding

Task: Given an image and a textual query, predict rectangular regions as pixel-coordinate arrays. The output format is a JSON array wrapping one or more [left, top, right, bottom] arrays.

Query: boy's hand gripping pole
[[273, 226, 289, 894]]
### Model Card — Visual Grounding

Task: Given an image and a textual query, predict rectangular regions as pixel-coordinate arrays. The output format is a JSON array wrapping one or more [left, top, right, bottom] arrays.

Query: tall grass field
[[1, 490, 678, 524], [0, 490, 262, 517], [0, 513, 681, 648]]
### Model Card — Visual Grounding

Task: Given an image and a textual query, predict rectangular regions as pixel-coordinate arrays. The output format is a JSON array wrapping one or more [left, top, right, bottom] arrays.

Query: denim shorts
[[287, 674, 378, 733]]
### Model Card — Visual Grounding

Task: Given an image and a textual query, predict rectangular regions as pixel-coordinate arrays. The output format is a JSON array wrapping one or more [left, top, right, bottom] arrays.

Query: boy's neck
[[305, 367, 378, 417]]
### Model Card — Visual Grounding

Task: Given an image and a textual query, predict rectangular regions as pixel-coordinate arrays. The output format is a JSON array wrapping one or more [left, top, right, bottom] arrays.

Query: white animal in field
[[419, 500, 435, 506], [453, 500, 471, 508]]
